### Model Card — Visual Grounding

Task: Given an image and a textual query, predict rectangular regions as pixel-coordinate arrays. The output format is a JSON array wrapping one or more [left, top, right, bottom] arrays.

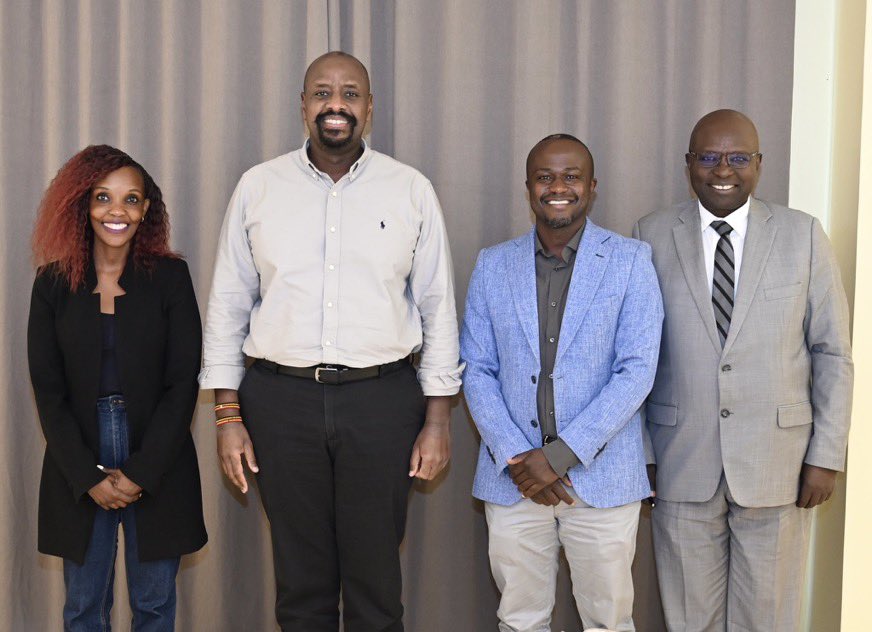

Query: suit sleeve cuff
[[494, 436, 535, 474], [542, 439, 580, 478], [73, 468, 108, 502], [803, 454, 846, 472], [121, 459, 161, 496]]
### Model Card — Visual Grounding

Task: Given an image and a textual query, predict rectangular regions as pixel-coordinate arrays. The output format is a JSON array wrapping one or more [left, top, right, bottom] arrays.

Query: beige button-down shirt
[[199, 141, 462, 396]]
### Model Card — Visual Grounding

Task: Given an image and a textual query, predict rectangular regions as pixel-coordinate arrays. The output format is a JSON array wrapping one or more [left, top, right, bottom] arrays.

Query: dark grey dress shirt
[[535, 223, 585, 477]]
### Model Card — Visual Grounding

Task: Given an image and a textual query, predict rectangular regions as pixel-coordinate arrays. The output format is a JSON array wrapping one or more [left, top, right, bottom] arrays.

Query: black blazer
[[28, 257, 207, 563]]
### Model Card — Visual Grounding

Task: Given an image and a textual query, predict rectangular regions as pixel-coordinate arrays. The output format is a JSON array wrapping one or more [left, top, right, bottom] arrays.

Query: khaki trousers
[[485, 489, 639, 632]]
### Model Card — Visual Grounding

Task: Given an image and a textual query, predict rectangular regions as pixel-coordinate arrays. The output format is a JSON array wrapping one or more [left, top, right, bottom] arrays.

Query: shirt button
[[328, 264, 335, 271], [720, 409, 731, 418], [549, 411, 554, 416], [530, 419, 538, 428], [549, 337, 556, 343], [325, 340, 332, 346], [327, 302, 333, 308], [311, 174, 317, 180], [331, 191, 338, 197], [329, 226, 336, 232], [722, 364, 732, 372], [549, 373, 553, 379]]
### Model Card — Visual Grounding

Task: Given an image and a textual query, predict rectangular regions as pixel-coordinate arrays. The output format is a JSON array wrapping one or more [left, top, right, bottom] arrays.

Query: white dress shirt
[[698, 198, 750, 297], [199, 141, 462, 396]]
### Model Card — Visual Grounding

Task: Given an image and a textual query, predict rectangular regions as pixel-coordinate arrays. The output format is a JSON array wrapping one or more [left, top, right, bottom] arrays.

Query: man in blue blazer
[[461, 134, 664, 632]]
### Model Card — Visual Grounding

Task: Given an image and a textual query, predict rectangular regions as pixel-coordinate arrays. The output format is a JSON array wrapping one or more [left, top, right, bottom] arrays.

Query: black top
[[28, 257, 207, 563], [99, 313, 122, 397]]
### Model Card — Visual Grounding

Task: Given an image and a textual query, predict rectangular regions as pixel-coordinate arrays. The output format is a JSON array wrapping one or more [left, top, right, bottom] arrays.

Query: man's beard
[[545, 216, 576, 229], [315, 111, 358, 148], [540, 197, 581, 229]]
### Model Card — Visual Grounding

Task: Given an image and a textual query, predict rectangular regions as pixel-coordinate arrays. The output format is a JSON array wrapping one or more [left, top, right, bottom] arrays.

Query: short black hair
[[526, 134, 594, 178]]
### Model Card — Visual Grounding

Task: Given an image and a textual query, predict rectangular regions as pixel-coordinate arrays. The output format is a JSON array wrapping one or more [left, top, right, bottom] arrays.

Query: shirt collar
[[297, 139, 372, 181], [698, 197, 751, 239], [535, 221, 586, 261]]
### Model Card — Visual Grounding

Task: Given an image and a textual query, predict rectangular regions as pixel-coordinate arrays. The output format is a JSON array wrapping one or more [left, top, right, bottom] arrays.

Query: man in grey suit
[[634, 109, 853, 631]]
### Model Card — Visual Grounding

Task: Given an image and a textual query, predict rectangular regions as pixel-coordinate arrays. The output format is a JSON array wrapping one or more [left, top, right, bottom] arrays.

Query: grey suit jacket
[[634, 198, 853, 507]]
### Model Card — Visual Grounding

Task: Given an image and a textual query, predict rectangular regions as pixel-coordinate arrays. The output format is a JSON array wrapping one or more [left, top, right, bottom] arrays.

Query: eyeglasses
[[685, 151, 762, 169]]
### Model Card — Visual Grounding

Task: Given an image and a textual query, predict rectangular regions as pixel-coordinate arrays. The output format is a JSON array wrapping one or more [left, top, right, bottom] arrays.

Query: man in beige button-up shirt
[[200, 52, 461, 631]]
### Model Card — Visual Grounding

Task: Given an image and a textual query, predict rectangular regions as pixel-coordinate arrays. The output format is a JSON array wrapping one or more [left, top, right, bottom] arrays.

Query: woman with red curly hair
[[27, 145, 206, 631]]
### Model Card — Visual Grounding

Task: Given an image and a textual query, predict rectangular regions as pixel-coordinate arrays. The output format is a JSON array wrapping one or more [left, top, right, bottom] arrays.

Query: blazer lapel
[[555, 221, 610, 367], [672, 202, 722, 354], [509, 230, 540, 358], [722, 199, 776, 356]]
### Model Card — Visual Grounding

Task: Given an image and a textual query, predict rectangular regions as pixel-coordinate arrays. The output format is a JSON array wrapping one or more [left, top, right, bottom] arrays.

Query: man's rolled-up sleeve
[[199, 175, 262, 391], [408, 181, 463, 396]]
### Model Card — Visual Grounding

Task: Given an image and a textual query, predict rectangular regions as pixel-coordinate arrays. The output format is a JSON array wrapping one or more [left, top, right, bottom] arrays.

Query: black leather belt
[[256, 358, 409, 385]]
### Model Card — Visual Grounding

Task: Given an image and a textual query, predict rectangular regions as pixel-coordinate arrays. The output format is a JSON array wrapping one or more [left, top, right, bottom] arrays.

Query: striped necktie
[[711, 220, 734, 347]]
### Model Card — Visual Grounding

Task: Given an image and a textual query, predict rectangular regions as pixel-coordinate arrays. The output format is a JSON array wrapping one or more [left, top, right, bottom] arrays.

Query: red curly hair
[[32, 145, 178, 290]]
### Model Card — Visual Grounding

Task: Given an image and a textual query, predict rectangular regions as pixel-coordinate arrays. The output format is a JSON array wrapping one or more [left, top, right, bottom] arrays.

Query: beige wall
[[841, 1, 872, 629], [792, 2, 866, 630]]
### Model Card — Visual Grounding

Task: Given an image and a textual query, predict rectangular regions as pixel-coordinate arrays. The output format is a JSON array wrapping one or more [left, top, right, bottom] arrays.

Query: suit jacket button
[[722, 364, 732, 372], [720, 409, 731, 418], [531, 419, 538, 427]]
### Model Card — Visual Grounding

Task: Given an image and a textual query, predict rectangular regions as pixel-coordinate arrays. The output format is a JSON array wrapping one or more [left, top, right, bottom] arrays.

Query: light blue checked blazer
[[461, 222, 664, 508]]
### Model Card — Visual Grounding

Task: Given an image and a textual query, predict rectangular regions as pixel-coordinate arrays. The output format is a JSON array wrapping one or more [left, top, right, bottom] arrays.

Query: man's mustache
[[316, 111, 358, 127]]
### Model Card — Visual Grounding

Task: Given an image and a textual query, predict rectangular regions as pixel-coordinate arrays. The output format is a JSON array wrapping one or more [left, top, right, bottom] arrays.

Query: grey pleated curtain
[[0, 2, 794, 630]]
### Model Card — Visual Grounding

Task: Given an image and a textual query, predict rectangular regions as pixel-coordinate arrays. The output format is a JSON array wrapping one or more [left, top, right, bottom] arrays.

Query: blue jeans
[[63, 396, 180, 632]]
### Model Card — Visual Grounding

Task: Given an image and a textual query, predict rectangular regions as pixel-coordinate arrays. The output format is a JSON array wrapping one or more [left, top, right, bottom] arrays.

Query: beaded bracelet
[[214, 402, 241, 413], [215, 415, 243, 427]]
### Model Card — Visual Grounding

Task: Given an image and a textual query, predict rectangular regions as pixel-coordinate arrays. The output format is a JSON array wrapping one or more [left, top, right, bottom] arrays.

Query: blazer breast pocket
[[647, 402, 677, 427], [777, 401, 813, 428], [590, 294, 620, 308], [764, 282, 803, 301]]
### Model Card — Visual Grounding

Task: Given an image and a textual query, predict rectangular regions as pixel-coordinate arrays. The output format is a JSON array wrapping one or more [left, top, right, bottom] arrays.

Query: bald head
[[686, 109, 762, 217], [526, 134, 594, 180], [689, 109, 758, 152], [303, 51, 371, 94]]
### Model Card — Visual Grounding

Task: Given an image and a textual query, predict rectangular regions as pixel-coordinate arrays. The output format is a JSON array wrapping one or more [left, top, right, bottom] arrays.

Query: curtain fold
[[0, 2, 795, 630]]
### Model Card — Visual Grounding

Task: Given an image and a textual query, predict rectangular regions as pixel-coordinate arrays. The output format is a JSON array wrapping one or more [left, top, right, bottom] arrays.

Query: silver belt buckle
[[315, 366, 340, 384]]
